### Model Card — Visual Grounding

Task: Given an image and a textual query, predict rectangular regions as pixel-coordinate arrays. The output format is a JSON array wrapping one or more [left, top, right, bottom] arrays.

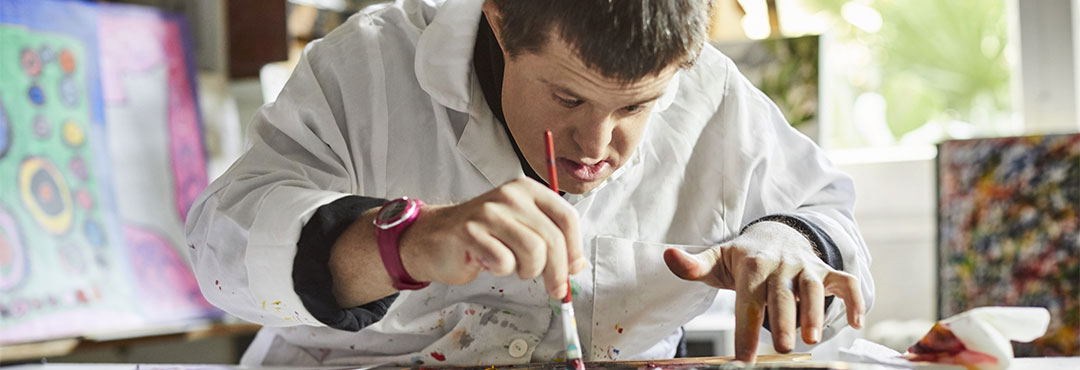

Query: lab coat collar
[[414, 0, 485, 112]]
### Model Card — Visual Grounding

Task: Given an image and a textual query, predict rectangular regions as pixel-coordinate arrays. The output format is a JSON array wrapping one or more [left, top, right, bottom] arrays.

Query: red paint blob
[[59, 49, 76, 74], [38, 184, 54, 202], [618, 328, 623, 333], [568, 358, 585, 370], [430, 352, 446, 361], [75, 190, 93, 209]]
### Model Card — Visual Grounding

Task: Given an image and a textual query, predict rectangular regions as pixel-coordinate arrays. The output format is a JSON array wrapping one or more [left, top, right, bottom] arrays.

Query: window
[[719, 0, 1018, 152]]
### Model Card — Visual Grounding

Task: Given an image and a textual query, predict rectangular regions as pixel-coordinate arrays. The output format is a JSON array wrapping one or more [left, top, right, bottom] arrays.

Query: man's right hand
[[399, 178, 586, 300]]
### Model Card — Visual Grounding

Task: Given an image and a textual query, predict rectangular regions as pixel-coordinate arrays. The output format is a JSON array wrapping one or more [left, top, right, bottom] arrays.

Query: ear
[[481, 0, 508, 52]]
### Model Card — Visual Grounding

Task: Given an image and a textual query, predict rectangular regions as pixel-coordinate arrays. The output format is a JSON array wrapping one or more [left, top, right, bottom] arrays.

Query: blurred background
[[0, 0, 1076, 365]]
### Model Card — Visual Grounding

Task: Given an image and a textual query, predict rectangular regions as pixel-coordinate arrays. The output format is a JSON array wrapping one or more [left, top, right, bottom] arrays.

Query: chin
[[561, 179, 603, 194]]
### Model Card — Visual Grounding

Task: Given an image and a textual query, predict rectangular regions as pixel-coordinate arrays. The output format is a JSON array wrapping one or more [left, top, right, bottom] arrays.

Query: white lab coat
[[185, 0, 874, 366]]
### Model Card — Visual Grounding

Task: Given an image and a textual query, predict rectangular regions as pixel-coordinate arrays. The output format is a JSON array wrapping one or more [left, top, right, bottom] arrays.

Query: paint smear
[[430, 352, 446, 362], [569, 279, 581, 297]]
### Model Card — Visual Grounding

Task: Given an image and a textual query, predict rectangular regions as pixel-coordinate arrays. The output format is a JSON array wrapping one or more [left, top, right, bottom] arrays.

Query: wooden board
[[405, 354, 832, 370]]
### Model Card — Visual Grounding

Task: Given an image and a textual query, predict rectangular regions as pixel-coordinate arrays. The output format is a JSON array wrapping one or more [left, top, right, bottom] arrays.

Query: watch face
[[377, 199, 409, 223]]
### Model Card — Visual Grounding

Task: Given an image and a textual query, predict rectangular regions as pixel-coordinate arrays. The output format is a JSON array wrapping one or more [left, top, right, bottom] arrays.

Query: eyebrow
[[539, 78, 665, 107]]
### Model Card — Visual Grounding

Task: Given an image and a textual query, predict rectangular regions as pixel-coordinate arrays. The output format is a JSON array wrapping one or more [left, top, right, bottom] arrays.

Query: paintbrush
[[544, 130, 586, 370]]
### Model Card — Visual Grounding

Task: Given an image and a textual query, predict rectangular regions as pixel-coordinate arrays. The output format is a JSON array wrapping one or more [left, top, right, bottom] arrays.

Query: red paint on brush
[[546, 131, 573, 305], [544, 130, 559, 192], [568, 358, 585, 370]]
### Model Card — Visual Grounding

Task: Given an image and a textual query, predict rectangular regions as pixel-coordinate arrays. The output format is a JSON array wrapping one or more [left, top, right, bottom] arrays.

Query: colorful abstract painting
[[0, 0, 141, 343], [0, 0, 216, 344], [938, 133, 1080, 356]]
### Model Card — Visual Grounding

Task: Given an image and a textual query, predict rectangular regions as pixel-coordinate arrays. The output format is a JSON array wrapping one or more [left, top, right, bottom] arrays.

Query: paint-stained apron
[[244, 235, 720, 366], [583, 236, 719, 360]]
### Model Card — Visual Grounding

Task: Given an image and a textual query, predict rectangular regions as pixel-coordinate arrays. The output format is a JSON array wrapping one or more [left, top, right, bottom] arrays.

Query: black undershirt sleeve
[[293, 195, 397, 331]]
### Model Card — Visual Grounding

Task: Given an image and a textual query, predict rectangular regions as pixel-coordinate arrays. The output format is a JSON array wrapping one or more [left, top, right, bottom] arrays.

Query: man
[[186, 0, 873, 366]]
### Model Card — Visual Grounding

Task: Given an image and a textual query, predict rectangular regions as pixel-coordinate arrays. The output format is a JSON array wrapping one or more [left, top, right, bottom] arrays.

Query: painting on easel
[[0, 0, 217, 344], [0, 0, 141, 344], [937, 133, 1080, 356]]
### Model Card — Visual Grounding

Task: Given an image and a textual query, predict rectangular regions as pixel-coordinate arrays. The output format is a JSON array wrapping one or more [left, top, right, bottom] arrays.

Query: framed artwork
[[937, 133, 1080, 356]]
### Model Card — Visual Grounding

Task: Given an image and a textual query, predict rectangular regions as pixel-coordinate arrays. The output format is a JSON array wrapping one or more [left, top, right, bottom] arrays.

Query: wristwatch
[[373, 197, 430, 290]]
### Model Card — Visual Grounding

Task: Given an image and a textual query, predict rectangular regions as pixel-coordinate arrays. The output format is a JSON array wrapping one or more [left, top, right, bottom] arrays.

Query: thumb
[[664, 247, 720, 281]]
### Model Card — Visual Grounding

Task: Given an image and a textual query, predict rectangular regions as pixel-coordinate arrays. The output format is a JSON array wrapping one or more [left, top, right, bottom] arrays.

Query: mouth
[[556, 158, 612, 183]]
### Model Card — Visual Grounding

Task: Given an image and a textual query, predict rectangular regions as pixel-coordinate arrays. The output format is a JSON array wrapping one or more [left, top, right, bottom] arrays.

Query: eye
[[554, 94, 584, 108], [622, 104, 645, 114]]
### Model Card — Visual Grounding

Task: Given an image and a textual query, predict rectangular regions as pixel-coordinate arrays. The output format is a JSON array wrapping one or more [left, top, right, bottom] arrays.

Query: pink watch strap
[[375, 198, 430, 290]]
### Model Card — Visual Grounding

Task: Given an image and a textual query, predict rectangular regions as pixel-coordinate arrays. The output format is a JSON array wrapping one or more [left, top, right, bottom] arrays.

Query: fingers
[[464, 179, 582, 299], [824, 270, 865, 329], [509, 180, 580, 298], [734, 288, 766, 362], [533, 199, 584, 275], [539, 223, 569, 299], [797, 272, 825, 344], [766, 273, 798, 353], [463, 220, 517, 277], [527, 180, 584, 275], [482, 204, 548, 279]]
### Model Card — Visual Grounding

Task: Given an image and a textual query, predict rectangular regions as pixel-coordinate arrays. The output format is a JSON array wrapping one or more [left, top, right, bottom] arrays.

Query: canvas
[[0, 0, 217, 344], [937, 133, 1080, 356]]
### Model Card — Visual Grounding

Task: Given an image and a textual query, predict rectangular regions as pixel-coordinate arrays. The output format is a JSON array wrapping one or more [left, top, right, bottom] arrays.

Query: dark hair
[[491, 0, 712, 84]]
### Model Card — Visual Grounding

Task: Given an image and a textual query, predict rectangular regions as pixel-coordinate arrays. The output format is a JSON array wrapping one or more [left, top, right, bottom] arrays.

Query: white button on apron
[[508, 338, 529, 358]]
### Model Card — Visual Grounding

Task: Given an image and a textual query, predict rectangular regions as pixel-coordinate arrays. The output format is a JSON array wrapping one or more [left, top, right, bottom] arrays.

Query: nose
[[570, 114, 615, 162]]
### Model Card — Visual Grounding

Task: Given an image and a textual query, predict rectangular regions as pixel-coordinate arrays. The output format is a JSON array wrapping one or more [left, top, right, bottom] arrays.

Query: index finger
[[528, 181, 584, 275], [734, 288, 766, 362]]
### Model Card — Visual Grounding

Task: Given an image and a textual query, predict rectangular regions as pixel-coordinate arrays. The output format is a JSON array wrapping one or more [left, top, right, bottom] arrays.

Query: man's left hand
[[663, 221, 865, 363]]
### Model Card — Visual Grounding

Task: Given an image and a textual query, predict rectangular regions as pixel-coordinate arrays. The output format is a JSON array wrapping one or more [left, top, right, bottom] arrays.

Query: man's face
[[499, 36, 678, 194]]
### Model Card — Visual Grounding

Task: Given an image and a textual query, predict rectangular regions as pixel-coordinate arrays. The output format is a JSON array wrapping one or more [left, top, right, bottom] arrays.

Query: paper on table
[[838, 338, 914, 368]]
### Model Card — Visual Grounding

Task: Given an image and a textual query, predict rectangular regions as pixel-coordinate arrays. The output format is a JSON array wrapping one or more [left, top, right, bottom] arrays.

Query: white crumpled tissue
[[839, 306, 1051, 370]]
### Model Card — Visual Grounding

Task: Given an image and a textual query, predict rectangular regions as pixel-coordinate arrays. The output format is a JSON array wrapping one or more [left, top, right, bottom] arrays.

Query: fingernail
[[554, 286, 567, 300], [855, 314, 864, 329], [810, 328, 821, 343], [477, 257, 490, 270], [572, 258, 586, 272]]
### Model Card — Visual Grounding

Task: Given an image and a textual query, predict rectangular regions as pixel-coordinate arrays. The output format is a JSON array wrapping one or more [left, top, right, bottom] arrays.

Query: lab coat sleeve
[[184, 23, 385, 327], [720, 60, 875, 339]]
